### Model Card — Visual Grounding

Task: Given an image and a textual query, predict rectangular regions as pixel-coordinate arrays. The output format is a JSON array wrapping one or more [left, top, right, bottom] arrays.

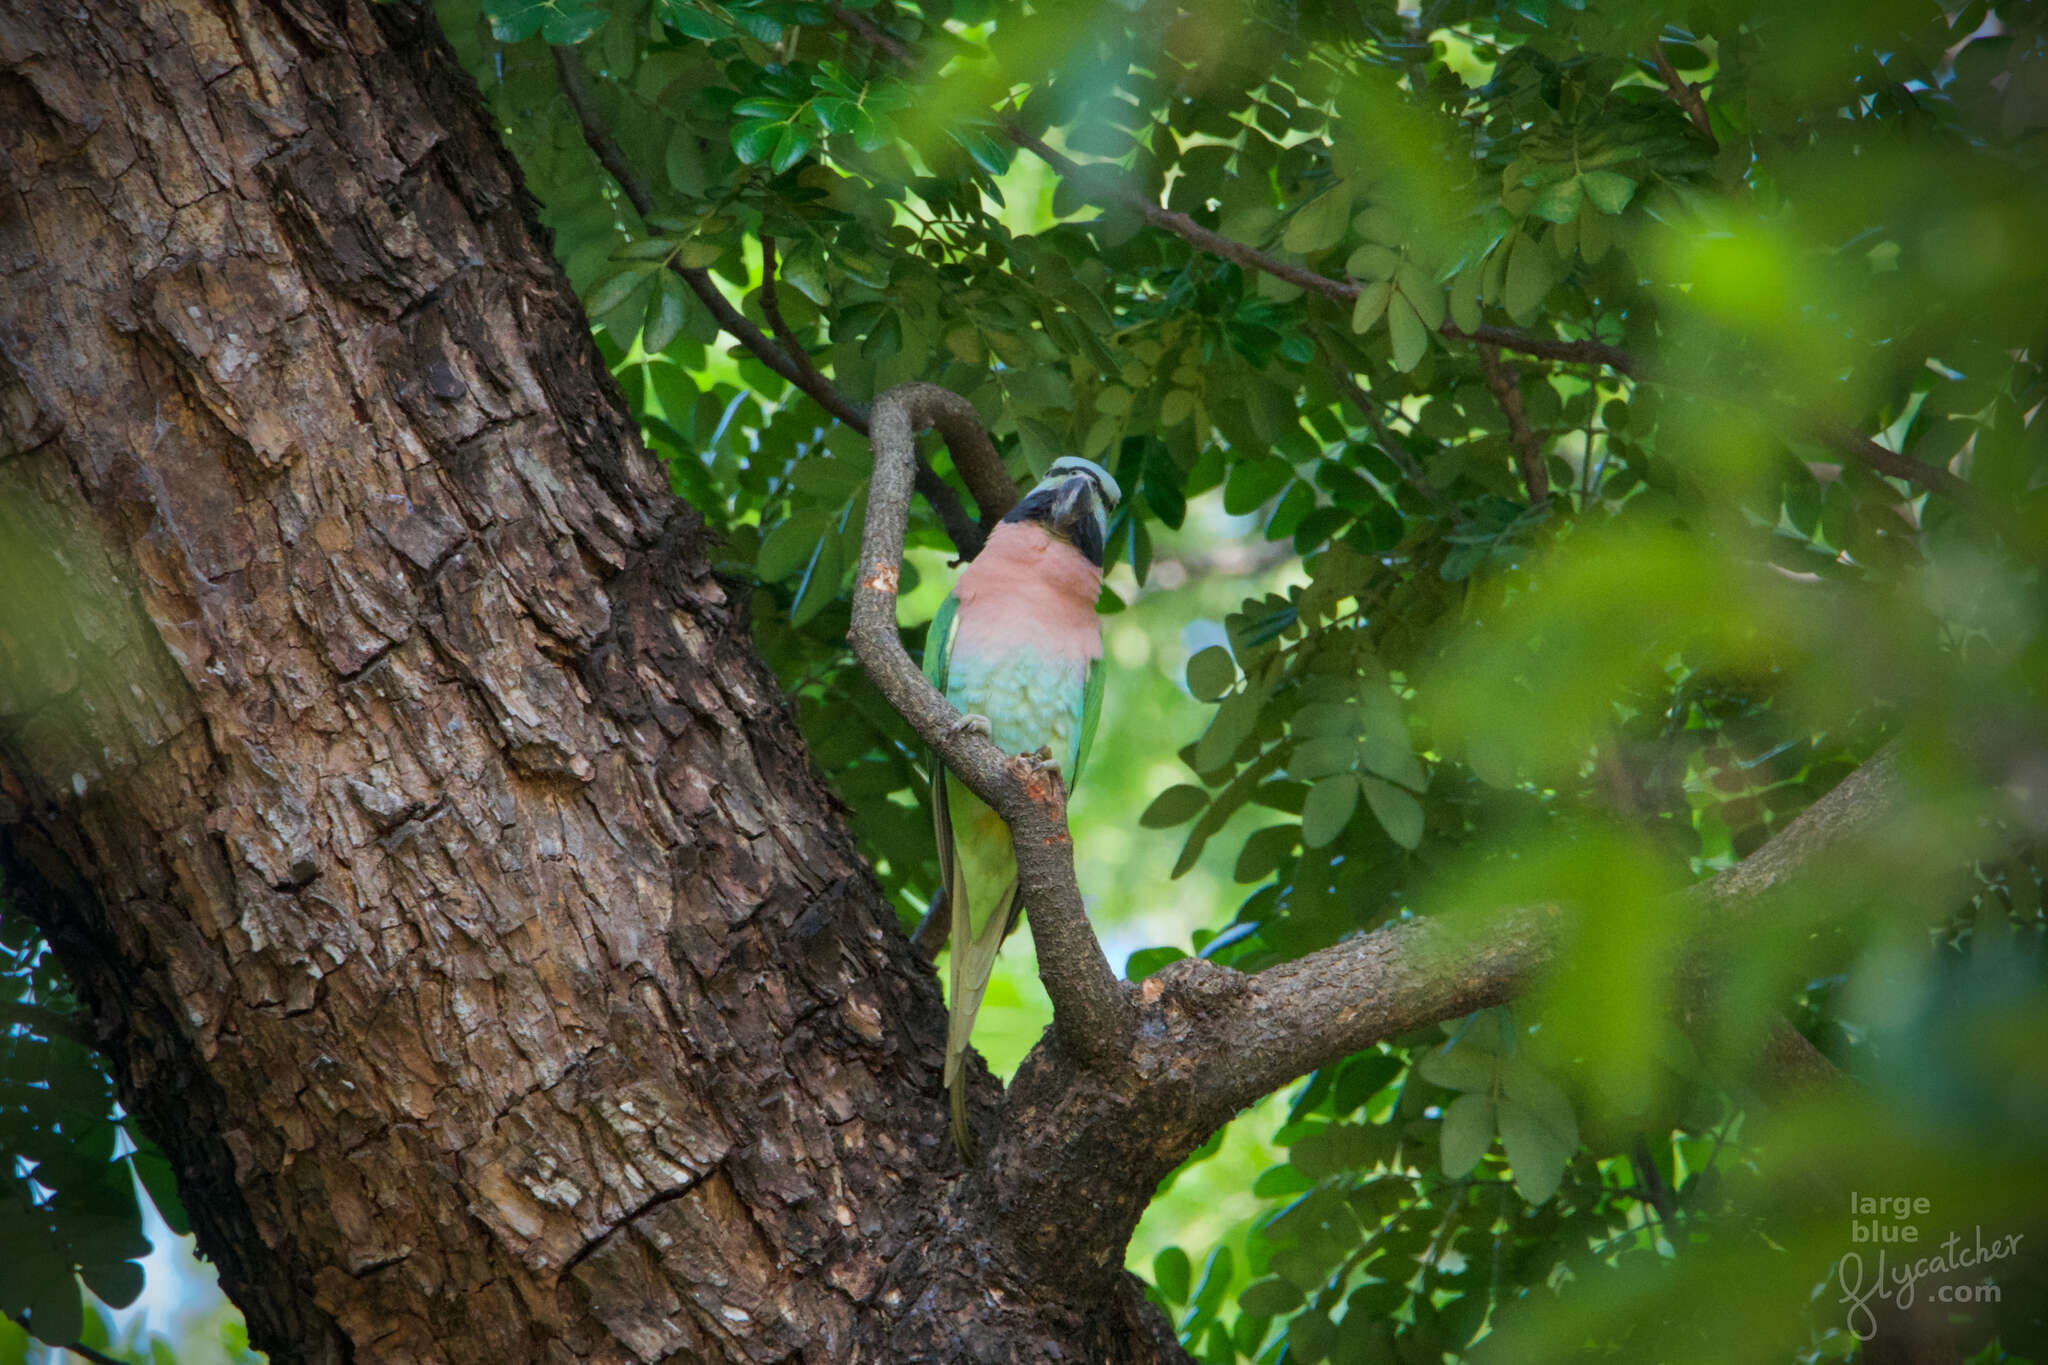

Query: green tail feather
[[944, 861, 1016, 1163]]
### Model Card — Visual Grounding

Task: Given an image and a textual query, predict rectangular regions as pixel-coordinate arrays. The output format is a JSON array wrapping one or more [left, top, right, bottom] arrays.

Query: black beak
[[1050, 474, 1094, 532]]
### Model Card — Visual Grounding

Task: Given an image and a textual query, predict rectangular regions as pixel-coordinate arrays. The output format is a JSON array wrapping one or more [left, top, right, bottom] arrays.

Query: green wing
[[924, 594, 961, 935], [923, 595, 959, 692], [1071, 654, 1107, 789]]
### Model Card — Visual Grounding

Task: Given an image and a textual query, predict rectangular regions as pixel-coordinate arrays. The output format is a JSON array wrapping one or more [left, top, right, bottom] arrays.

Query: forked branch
[[849, 383, 1130, 1063]]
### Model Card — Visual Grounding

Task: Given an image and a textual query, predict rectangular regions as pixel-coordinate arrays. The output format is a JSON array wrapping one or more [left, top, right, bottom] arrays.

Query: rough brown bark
[[0, 0, 1182, 1360]]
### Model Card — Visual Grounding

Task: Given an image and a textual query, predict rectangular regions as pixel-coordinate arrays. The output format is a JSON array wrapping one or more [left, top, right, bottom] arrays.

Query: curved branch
[[850, 382, 1130, 1063]]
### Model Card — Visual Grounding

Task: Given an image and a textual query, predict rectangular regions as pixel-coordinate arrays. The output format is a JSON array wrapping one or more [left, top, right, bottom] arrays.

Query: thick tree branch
[[1182, 740, 1918, 1118], [550, 48, 997, 554], [1476, 342, 1551, 505], [850, 382, 1131, 1064]]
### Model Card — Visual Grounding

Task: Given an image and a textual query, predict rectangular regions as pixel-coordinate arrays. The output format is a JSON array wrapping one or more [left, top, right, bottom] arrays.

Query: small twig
[[1327, 362, 1452, 513], [61, 1343, 129, 1365], [1808, 420, 1975, 505], [1438, 322, 1645, 380], [828, 0, 914, 65], [1005, 122, 1360, 305], [758, 236, 831, 399], [0, 1311, 129, 1365], [849, 382, 1131, 1064], [1650, 39, 1718, 147], [0, 997, 95, 1044], [1476, 343, 1550, 505]]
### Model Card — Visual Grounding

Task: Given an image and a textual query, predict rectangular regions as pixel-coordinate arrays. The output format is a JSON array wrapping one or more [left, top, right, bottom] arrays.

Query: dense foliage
[[7, 0, 2046, 1359]]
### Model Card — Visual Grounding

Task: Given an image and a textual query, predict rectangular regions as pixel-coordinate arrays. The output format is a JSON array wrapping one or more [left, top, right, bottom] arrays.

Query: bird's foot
[[1010, 746, 1068, 811], [951, 713, 994, 738]]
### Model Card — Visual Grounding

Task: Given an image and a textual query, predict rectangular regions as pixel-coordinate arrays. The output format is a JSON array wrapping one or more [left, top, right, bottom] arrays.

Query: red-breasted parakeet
[[923, 455, 1120, 1161]]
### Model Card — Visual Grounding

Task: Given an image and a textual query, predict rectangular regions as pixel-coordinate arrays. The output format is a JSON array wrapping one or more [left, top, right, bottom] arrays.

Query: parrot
[[923, 455, 1121, 1162]]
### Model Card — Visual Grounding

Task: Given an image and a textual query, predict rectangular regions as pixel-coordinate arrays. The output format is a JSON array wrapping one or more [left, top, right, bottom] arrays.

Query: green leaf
[[1530, 175, 1583, 224], [1499, 1098, 1574, 1204], [1290, 736, 1357, 780], [656, 0, 727, 38], [732, 7, 783, 41], [482, 0, 547, 42], [586, 265, 655, 321], [1503, 229, 1560, 324], [950, 127, 1014, 177], [1448, 260, 1484, 331], [667, 127, 708, 194], [1233, 823, 1298, 883], [1252, 1163, 1315, 1198], [1190, 1244, 1234, 1310], [789, 528, 845, 626], [814, 97, 859, 134], [1360, 775, 1423, 848], [1301, 775, 1358, 848], [1239, 1276, 1306, 1317], [1417, 1042, 1497, 1093], [1397, 261, 1447, 331], [1223, 457, 1293, 514], [675, 240, 725, 269], [1127, 946, 1187, 980], [768, 121, 812, 174], [756, 509, 831, 581], [21, 1260, 82, 1348], [1350, 279, 1393, 333], [1283, 188, 1352, 254], [79, 1259, 144, 1310], [1193, 691, 1258, 773], [130, 1148, 189, 1236], [1142, 784, 1211, 828], [643, 271, 690, 355], [1439, 1092, 1495, 1177], [1185, 646, 1237, 701], [1152, 1246, 1192, 1305], [733, 96, 798, 120], [1387, 292, 1428, 373], [732, 118, 784, 165], [1345, 243, 1401, 281], [1581, 169, 1638, 215]]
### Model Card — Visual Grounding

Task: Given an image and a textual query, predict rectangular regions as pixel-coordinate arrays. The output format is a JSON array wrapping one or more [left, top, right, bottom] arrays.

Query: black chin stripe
[[1072, 515, 1104, 567], [999, 486, 1106, 567]]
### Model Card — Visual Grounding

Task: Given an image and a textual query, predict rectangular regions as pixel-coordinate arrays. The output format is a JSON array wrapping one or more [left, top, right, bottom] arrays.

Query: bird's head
[[1002, 456, 1122, 566]]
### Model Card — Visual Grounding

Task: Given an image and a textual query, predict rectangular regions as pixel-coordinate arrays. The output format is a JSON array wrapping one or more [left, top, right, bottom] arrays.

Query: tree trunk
[[0, 0, 1179, 1359]]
